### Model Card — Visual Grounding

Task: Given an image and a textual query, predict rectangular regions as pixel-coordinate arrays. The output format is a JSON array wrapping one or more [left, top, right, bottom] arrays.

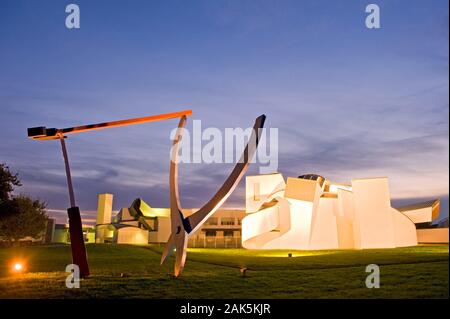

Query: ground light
[[10, 260, 26, 274]]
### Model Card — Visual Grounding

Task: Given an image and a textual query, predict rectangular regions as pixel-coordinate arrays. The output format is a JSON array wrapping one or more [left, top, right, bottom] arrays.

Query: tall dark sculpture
[[161, 114, 266, 277]]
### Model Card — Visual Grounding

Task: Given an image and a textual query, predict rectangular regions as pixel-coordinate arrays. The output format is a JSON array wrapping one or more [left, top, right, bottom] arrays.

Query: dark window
[[224, 230, 234, 237], [205, 230, 216, 237]]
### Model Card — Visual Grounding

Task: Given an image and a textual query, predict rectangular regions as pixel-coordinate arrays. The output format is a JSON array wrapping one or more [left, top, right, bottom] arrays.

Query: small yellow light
[[11, 261, 26, 274], [14, 263, 23, 271]]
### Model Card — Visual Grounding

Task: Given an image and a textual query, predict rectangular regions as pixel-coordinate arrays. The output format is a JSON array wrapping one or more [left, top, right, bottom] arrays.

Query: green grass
[[0, 244, 447, 298]]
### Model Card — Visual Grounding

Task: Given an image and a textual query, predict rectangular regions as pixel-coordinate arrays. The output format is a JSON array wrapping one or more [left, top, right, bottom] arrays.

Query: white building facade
[[242, 173, 441, 250]]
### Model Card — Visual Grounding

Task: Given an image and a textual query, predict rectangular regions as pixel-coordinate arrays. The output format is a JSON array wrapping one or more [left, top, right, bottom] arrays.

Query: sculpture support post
[[59, 136, 90, 278], [59, 136, 75, 207]]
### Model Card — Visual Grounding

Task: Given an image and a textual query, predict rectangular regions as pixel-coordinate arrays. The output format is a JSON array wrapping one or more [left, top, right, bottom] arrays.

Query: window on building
[[205, 230, 216, 237], [224, 230, 234, 237], [206, 217, 218, 225], [221, 217, 235, 226]]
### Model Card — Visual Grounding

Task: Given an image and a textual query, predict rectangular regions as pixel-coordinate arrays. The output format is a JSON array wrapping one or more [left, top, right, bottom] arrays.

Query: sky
[[0, 0, 448, 225]]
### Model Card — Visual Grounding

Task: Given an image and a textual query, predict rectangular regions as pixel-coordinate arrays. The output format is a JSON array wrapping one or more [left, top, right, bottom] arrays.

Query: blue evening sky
[[0, 0, 448, 224]]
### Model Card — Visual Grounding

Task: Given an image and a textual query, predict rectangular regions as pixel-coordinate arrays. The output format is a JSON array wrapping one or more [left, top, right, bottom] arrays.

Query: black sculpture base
[[68, 206, 90, 278]]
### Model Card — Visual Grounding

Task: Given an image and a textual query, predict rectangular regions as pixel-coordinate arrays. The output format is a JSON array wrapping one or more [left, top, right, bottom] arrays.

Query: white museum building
[[50, 173, 446, 248], [242, 173, 444, 249]]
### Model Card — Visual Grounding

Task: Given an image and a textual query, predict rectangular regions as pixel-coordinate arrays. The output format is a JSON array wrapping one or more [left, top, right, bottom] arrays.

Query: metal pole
[[58, 134, 90, 278], [59, 136, 76, 207]]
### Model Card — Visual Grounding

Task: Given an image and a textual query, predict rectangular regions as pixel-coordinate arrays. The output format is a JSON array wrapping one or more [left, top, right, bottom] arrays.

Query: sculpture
[[28, 109, 266, 277], [27, 110, 193, 277], [161, 114, 266, 276]]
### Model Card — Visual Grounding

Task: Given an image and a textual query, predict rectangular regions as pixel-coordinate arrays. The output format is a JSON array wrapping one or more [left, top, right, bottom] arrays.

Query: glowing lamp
[[11, 261, 26, 274]]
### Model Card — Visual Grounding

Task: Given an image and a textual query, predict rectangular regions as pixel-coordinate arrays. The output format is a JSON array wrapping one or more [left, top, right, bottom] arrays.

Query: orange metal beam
[[61, 109, 192, 135], [28, 109, 192, 140]]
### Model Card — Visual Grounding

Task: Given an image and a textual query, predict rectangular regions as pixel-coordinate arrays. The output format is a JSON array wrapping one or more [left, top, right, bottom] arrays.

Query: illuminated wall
[[242, 173, 438, 250]]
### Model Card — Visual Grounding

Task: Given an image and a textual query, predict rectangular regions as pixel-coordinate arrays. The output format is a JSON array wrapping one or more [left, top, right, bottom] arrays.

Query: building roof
[[396, 199, 440, 221], [396, 199, 440, 212], [298, 174, 326, 188]]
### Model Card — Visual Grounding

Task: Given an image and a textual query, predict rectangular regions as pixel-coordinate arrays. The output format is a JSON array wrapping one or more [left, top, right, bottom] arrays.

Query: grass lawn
[[0, 244, 447, 298]]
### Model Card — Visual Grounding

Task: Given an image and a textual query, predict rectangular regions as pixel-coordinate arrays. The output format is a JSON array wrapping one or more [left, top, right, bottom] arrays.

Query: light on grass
[[10, 260, 26, 274]]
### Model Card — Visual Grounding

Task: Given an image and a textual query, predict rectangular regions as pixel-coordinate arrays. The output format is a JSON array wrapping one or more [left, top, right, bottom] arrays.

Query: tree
[[0, 163, 21, 206], [0, 196, 48, 243], [0, 164, 48, 244]]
